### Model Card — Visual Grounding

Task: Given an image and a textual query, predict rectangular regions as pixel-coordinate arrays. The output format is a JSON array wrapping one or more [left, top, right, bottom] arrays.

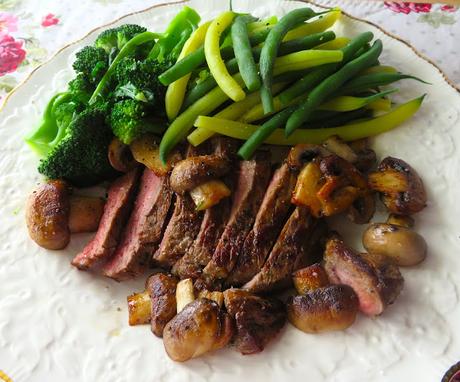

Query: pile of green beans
[[158, 7, 428, 162]]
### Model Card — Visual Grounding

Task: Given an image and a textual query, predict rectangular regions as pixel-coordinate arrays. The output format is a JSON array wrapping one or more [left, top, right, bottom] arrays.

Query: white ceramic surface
[[1, 1, 459, 381]]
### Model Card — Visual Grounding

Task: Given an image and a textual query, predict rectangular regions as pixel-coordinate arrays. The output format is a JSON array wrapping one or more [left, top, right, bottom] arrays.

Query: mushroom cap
[[26, 180, 71, 250]]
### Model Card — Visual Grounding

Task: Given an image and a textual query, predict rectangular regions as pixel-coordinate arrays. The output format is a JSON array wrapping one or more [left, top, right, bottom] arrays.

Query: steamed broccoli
[[67, 73, 94, 104], [38, 105, 118, 186], [109, 99, 165, 144], [95, 24, 147, 54], [113, 56, 170, 106], [73, 46, 109, 83]]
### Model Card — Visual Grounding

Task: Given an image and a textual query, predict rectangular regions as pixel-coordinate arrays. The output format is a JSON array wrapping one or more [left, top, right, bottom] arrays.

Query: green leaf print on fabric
[[418, 11, 456, 28]]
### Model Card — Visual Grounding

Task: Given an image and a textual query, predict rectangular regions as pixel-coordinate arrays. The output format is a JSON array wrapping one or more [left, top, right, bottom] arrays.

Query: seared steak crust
[[202, 151, 272, 285], [226, 162, 296, 286]]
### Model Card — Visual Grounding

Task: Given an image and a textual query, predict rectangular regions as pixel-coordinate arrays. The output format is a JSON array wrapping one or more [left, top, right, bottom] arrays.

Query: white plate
[[1, 1, 460, 381]]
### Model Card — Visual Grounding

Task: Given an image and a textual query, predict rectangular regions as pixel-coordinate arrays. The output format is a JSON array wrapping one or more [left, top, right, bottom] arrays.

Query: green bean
[[338, 73, 428, 94], [285, 39, 383, 136], [159, 26, 273, 86], [238, 106, 298, 159], [278, 32, 374, 104], [307, 108, 373, 129], [232, 16, 261, 92], [260, 8, 318, 113], [183, 31, 335, 109]]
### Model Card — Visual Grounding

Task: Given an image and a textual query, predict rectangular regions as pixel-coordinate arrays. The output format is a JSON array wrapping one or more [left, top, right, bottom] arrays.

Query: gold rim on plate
[[1, 0, 458, 114]]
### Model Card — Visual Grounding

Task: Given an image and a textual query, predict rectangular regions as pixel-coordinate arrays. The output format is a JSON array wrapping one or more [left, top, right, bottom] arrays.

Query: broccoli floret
[[73, 46, 108, 83], [95, 24, 147, 54], [109, 99, 165, 144], [68, 73, 94, 104], [38, 106, 118, 186], [113, 57, 170, 106]]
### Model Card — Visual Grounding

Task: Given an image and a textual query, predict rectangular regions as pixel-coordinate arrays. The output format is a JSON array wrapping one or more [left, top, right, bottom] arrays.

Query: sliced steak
[[146, 273, 178, 337], [202, 151, 272, 285], [102, 169, 173, 280], [171, 197, 231, 280], [71, 167, 141, 270], [323, 235, 404, 316], [226, 162, 297, 286], [171, 138, 236, 280], [153, 145, 209, 268], [223, 289, 286, 355], [243, 207, 327, 293]]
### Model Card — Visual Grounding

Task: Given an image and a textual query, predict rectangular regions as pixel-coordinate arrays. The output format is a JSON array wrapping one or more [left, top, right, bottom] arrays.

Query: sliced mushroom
[[368, 157, 427, 215], [363, 223, 427, 266], [26, 181, 107, 250], [170, 154, 231, 194], [323, 235, 404, 316], [386, 213, 414, 228], [223, 288, 286, 355], [189, 180, 231, 211], [292, 263, 330, 295], [347, 191, 376, 224], [130, 134, 181, 176], [163, 298, 234, 362], [68, 196, 105, 233], [322, 136, 358, 164], [287, 144, 328, 171], [108, 137, 137, 173], [198, 290, 224, 307], [26, 180, 71, 250], [348, 138, 377, 173], [287, 284, 359, 333], [146, 273, 179, 337], [127, 290, 151, 326]]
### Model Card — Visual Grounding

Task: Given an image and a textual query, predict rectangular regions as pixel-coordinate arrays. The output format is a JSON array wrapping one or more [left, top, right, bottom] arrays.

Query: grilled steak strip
[[71, 167, 141, 270], [153, 145, 208, 268], [171, 138, 236, 280], [202, 151, 272, 285], [223, 289, 286, 355], [102, 169, 173, 280], [243, 207, 327, 294], [323, 235, 404, 316], [226, 162, 297, 286]]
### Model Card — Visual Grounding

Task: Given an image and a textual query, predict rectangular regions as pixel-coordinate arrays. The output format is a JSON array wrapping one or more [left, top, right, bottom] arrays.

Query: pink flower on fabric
[[441, 5, 457, 12], [0, 34, 26, 76], [0, 12, 18, 33], [41, 13, 59, 27], [384, 2, 432, 14]]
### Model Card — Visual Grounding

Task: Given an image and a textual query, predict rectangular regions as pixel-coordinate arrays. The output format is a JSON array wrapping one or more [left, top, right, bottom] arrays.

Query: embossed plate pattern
[[0, 0, 459, 381]]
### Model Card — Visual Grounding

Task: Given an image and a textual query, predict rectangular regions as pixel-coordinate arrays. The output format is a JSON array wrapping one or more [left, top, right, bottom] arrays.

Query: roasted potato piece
[[68, 196, 105, 233], [223, 289, 286, 355], [170, 155, 231, 194], [26, 180, 71, 250], [127, 290, 151, 326], [130, 135, 180, 176], [190, 180, 231, 211], [108, 137, 137, 173], [363, 223, 427, 267], [163, 298, 234, 362], [176, 278, 195, 313], [287, 284, 359, 333], [368, 157, 427, 215], [292, 264, 329, 295], [323, 235, 404, 316], [146, 273, 179, 337]]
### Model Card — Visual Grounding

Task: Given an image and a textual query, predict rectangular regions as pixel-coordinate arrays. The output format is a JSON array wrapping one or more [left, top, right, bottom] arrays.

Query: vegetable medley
[[26, 5, 426, 186]]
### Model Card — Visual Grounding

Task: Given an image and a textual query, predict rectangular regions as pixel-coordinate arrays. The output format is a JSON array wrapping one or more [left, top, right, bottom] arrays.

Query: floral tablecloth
[[0, 0, 458, 103]]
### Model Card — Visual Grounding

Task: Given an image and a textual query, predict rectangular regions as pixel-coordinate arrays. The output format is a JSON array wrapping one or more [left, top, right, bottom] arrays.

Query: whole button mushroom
[[368, 157, 427, 215], [362, 217, 427, 267], [26, 180, 105, 250]]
